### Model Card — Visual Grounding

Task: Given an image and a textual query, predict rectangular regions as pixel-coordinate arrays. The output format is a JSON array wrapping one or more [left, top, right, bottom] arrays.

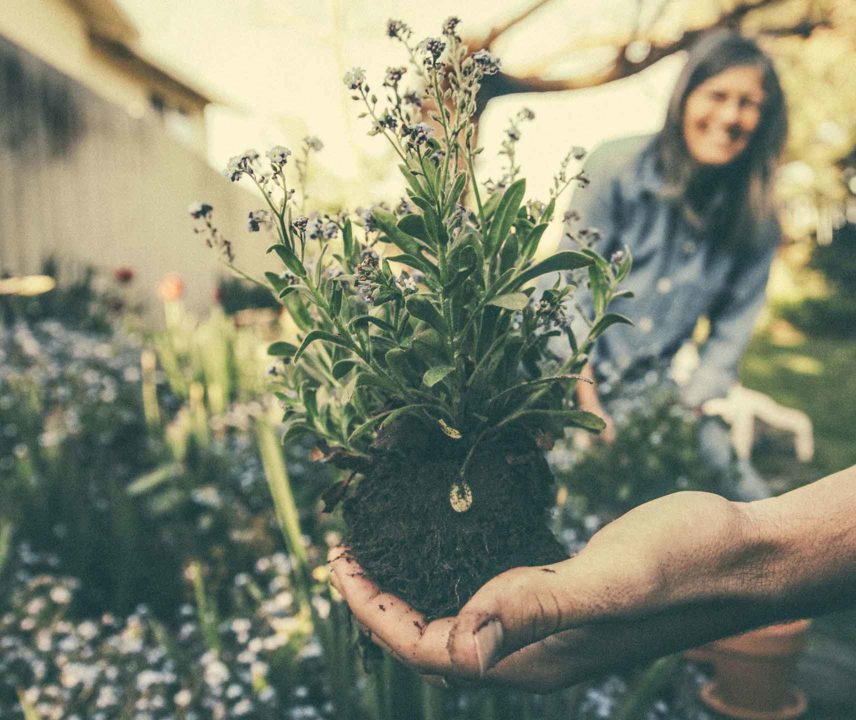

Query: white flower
[[343, 67, 366, 90], [266, 145, 292, 165], [304, 136, 323, 152], [471, 49, 501, 75], [203, 659, 230, 688]]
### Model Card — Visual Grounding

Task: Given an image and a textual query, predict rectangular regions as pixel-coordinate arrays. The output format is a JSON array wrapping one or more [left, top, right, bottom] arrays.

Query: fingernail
[[473, 620, 503, 676]]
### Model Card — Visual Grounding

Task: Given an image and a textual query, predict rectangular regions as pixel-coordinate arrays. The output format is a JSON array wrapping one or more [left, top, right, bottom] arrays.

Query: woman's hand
[[329, 491, 772, 692]]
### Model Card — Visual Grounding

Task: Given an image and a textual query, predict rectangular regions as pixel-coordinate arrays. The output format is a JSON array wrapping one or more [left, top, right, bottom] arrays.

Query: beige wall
[[0, 0, 207, 154], [0, 34, 272, 319]]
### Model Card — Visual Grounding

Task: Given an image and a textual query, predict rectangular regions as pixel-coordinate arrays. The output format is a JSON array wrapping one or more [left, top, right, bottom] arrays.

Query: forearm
[[743, 464, 856, 619]]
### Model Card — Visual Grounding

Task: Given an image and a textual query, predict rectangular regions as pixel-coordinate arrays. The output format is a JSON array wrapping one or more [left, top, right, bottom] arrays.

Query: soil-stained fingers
[[327, 547, 457, 675]]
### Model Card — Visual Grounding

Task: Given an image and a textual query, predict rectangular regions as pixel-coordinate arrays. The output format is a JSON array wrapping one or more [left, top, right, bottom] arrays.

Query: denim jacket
[[560, 134, 777, 405]]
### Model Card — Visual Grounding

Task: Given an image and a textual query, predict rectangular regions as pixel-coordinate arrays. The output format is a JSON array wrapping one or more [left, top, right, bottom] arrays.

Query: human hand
[[329, 491, 771, 692]]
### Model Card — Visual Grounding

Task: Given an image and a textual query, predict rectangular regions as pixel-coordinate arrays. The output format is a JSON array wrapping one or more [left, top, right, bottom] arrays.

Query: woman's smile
[[683, 65, 765, 166]]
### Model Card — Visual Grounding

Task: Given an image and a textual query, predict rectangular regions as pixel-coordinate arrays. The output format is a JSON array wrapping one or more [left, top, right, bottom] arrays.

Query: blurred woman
[[566, 30, 788, 499]]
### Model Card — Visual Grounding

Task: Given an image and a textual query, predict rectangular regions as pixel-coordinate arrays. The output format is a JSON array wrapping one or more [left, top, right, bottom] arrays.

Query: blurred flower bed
[[0, 268, 756, 720]]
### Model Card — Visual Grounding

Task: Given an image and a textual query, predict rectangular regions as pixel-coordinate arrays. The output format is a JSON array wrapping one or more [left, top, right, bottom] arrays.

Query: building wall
[[0, 0, 207, 153], [0, 34, 268, 317]]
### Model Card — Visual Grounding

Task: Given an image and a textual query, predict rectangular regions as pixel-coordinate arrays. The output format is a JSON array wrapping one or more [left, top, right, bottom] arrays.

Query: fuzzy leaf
[[445, 172, 467, 214], [332, 359, 358, 379], [379, 403, 430, 430], [589, 265, 609, 316], [487, 292, 529, 310], [294, 330, 351, 362], [268, 341, 297, 357], [589, 312, 633, 341], [398, 214, 430, 243], [281, 421, 313, 445], [264, 271, 287, 293], [501, 409, 606, 432], [373, 209, 426, 255], [511, 251, 594, 290], [282, 293, 313, 331], [405, 295, 447, 333], [423, 365, 454, 388], [399, 164, 426, 199], [268, 244, 307, 277], [349, 315, 396, 333], [387, 253, 438, 279], [485, 179, 525, 254], [342, 219, 354, 263]]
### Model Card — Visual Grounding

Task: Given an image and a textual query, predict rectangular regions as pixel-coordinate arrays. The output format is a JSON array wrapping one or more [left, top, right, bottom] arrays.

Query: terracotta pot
[[686, 619, 810, 720]]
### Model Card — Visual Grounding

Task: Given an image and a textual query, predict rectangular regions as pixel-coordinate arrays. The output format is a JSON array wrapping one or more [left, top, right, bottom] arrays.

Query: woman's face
[[682, 64, 765, 166]]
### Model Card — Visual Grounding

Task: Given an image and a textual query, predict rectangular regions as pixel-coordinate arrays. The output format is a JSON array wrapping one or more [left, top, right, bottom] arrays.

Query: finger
[[448, 551, 651, 678], [328, 547, 457, 674]]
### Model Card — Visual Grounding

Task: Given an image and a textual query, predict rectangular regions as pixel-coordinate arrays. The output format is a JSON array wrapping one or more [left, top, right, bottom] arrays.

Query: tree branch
[[474, 0, 829, 115], [477, 0, 564, 49]]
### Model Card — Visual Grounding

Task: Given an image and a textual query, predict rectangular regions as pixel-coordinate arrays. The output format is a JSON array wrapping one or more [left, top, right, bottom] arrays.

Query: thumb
[[446, 564, 570, 678]]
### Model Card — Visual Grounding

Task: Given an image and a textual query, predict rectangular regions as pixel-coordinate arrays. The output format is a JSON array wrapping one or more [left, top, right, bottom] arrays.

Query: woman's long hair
[[653, 30, 788, 252]]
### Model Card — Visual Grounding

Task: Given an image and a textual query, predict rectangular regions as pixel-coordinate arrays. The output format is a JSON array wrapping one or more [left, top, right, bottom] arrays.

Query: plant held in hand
[[198, 17, 632, 618]]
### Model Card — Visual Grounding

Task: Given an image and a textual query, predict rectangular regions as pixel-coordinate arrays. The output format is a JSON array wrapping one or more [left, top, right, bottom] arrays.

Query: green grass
[[741, 328, 856, 485]]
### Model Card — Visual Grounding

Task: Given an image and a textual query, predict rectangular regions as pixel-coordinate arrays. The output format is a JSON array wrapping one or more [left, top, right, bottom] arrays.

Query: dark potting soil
[[342, 419, 568, 620]]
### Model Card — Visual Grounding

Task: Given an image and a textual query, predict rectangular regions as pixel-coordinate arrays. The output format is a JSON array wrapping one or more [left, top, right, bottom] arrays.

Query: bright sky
[[116, 0, 685, 213]]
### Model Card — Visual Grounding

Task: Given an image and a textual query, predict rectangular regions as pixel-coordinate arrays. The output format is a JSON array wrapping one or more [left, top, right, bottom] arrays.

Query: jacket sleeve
[[682, 226, 778, 406]]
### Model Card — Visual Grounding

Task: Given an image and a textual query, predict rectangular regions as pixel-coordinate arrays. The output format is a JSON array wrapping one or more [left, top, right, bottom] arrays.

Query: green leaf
[[372, 209, 426, 255], [282, 293, 313, 331], [127, 463, 183, 496], [499, 231, 519, 273], [444, 172, 467, 214], [332, 359, 358, 379], [379, 403, 430, 430], [422, 206, 447, 247], [281, 420, 313, 445], [540, 196, 557, 224], [342, 218, 354, 261], [348, 411, 390, 444], [511, 251, 594, 290], [268, 244, 307, 277], [482, 189, 503, 221], [278, 286, 298, 300], [488, 374, 587, 405], [398, 214, 430, 243], [520, 223, 548, 261], [615, 247, 632, 282], [589, 312, 633, 341], [264, 271, 287, 293], [387, 253, 438, 279], [384, 347, 410, 381], [423, 365, 454, 388], [329, 283, 343, 316], [294, 330, 352, 362], [399, 164, 425, 199], [405, 295, 447, 333], [349, 315, 396, 333], [485, 179, 525, 254], [487, 292, 529, 310], [500, 409, 606, 432], [589, 264, 609, 316], [268, 341, 297, 356]]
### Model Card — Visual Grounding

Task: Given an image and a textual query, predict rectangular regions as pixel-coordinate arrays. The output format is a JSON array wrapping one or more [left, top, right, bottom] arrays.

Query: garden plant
[[200, 17, 632, 619]]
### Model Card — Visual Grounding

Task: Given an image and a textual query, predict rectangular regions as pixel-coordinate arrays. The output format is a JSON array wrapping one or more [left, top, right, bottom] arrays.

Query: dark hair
[[653, 30, 788, 252]]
